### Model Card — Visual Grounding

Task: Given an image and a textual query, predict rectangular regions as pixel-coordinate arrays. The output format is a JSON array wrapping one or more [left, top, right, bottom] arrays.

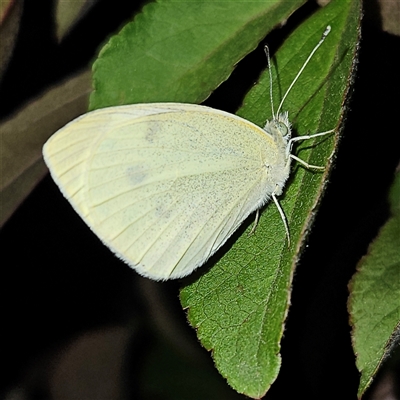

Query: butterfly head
[[274, 111, 291, 140], [263, 111, 292, 145]]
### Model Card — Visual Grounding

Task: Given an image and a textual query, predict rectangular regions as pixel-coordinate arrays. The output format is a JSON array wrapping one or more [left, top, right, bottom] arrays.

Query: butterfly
[[43, 26, 333, 280]]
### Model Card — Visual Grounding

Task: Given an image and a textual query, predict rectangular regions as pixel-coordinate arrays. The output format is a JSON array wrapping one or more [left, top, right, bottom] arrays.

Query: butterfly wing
[[43, 103, 278, 280]]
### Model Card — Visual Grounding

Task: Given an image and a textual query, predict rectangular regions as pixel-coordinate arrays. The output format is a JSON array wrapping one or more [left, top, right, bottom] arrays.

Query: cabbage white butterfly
[[43, 26, 333, 280]]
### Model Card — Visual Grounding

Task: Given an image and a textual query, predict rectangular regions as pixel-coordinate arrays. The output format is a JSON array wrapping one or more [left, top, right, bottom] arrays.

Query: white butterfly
[[43, 26, 333, 280]]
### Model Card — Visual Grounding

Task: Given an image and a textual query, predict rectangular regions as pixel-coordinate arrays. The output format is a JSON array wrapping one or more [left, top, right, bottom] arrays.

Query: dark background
[[1, 1, 399, 399]]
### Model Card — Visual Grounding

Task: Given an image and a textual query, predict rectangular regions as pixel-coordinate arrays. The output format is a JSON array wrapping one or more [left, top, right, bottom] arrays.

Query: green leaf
[[88, 0, 360, 397], [180, 0, 361, 397], [89, 0, 306, 110], [348, 168, 400, 398]]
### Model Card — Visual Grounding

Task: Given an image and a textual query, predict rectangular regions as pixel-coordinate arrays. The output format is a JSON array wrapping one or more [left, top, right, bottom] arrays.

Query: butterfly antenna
[[264, 45, 276, 120], [276, 25, 331, 117]]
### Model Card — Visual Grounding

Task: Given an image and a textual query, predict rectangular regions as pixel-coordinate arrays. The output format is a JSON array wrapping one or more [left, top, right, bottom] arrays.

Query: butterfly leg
[[272, 192, 290, 246], [290, 154, 325, 170], [289, 128, 335, 170], [249, 209, 260, 235], [249, 194, 290, 246], [290, 128, 335, 144]]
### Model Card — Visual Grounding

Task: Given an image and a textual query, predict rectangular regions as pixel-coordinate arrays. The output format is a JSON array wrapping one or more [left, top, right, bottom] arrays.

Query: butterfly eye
[[275, 121, 288, 137]]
